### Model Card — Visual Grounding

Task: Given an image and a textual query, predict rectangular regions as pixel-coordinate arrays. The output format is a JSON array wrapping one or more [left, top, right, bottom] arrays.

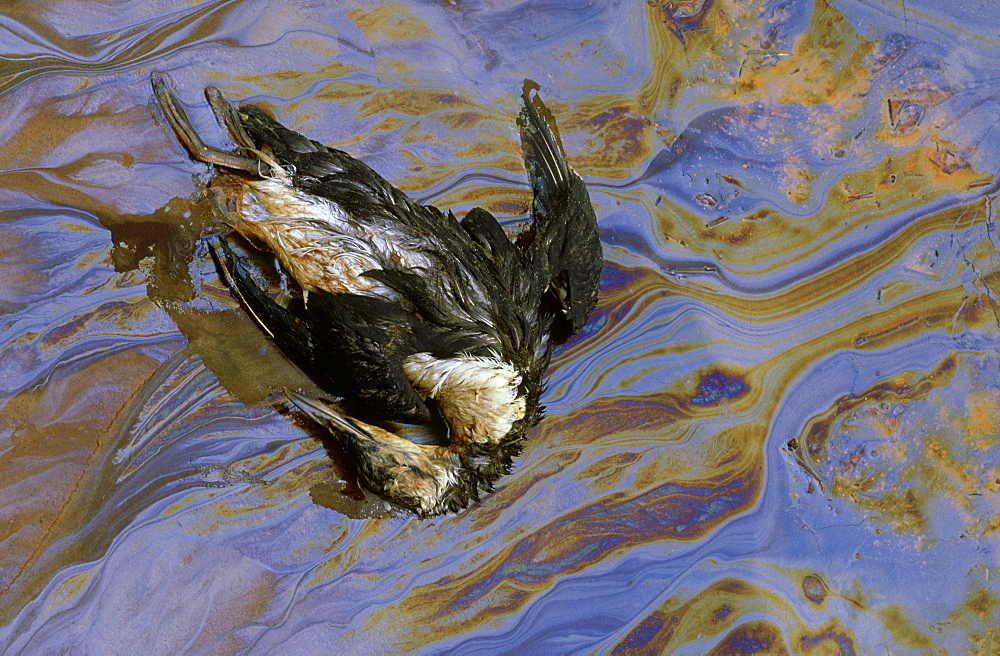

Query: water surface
[[1, 0, 999, 652]]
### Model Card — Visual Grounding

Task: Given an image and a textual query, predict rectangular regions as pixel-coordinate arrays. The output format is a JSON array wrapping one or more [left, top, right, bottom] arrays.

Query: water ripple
[[2, 0, 1000, 653]]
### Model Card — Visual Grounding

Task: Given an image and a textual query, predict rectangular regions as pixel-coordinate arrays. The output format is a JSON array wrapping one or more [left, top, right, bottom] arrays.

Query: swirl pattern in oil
[[1, 0, 998, 652]]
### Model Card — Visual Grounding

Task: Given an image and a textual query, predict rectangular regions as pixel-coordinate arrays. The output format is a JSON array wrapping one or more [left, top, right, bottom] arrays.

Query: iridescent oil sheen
[[1, 0, 999, 652]]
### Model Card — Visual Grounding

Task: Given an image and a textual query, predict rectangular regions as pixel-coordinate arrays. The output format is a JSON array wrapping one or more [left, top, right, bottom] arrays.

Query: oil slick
[[2, 0, 1000, 652]]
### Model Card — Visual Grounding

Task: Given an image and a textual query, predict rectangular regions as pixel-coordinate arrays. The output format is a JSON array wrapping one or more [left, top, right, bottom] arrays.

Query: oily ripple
[[360, 465, 762, 651], [0, 209, 110, 313], [787, 352, 1000, 540], [608, 575, 861, 655], [769, 357, 1000, 652], [0, 352, 339, 642], [0, 0, 338, 96], [344, 389, 769, 650], [2, 0, 1000, 653]]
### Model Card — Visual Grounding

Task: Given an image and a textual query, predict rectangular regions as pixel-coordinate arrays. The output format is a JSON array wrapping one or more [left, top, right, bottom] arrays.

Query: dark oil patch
[[165, 305, 317, 406], [687, 370, 749, 407], [708, 620, 788, 655], [801, 574, 826, 604], [101, 195, 216, 303], [308, 480, 393, 519]]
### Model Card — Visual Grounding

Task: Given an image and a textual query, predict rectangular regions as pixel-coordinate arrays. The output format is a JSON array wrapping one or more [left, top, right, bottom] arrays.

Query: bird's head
[[287, 390, 521, 517]]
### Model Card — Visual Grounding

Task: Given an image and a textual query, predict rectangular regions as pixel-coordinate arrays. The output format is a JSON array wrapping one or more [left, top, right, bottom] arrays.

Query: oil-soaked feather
[[152, 75, 603, 517], [518, 81, 602, 335], [213, 237, 434, 423]]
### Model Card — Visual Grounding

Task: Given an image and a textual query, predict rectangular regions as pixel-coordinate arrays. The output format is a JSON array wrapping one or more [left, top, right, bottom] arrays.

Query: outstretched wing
[[518, 81, 602, 337]]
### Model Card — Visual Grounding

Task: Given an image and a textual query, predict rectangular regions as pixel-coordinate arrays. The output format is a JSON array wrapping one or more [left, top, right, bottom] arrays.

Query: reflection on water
[[2, 0, 999, 652]]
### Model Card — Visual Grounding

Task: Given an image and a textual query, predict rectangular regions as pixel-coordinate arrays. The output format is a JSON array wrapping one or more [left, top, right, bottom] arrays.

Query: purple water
[[2, 0, 999, 652]]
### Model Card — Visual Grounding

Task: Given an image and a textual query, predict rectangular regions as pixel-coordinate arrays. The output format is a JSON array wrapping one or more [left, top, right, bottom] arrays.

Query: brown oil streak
[[609, 576, 860, 654], [0, 348, 172, 623], [668, 195, 991, 327], [369, 447, 765, 646]]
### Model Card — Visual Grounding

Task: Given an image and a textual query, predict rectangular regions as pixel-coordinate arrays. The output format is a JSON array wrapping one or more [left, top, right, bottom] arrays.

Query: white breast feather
[[402, 353, 527, 444], [225, 162, 434, 298]]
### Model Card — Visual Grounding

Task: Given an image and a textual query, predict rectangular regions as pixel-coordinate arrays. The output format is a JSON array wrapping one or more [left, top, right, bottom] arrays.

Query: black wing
[[216, 97, 534, 348], [518, 81, 603, 337], [223, 99, 459, 239], [212, 237, 447, 423]]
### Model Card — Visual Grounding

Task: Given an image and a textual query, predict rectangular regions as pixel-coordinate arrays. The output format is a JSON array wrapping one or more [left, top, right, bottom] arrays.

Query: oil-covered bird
[[152, 74, 602, 516]]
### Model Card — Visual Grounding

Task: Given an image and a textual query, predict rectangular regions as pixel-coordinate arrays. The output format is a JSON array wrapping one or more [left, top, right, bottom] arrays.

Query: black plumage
[[152, 74, 602, 516]]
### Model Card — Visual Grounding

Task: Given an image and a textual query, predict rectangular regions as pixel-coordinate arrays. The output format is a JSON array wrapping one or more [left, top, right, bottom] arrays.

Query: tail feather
[[286, 389, 524, 517]]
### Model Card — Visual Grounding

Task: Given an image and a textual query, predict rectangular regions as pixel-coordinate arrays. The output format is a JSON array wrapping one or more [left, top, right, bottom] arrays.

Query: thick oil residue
[[2, 0, 999, 652]]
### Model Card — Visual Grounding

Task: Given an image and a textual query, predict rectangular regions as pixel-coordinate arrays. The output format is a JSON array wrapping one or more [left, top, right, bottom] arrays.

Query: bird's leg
[[204, 86, 256, 152], [151, 73, 264, 176]]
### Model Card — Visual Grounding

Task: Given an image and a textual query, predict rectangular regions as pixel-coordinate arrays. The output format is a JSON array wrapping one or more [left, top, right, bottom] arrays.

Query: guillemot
[[152, 73, 602, 516]]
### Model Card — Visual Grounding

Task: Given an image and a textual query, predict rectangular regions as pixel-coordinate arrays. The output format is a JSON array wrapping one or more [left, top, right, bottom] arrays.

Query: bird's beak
[[286, 389, 349, 429]]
